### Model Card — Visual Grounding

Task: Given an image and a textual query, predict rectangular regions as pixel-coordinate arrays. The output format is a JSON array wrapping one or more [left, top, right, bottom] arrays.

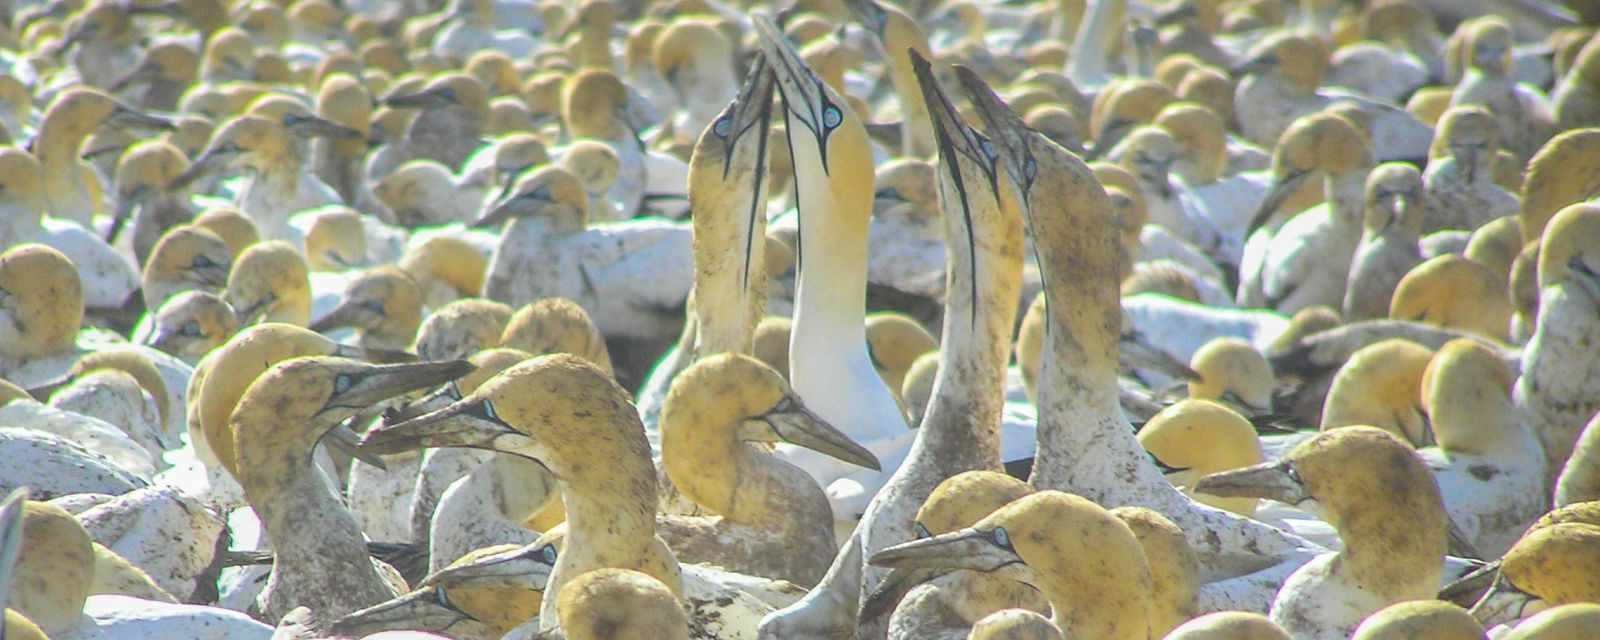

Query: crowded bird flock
[[2, 0, 1600, 637]]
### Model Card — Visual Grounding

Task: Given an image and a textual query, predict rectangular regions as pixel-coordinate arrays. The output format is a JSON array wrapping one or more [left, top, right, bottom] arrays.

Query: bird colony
[[3, 0, 1600, 638]]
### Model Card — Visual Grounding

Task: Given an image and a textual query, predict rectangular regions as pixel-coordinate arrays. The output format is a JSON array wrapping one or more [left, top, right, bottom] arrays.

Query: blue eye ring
[[334, 374, 354, 394], [713, 116, 732, 138], [181, 320, 200, 336], [913, 522, 932, 540], [978, 138, 995, 159], [991, 526, 1011, 550], [822, 105, 842, 129], [1023, 157, 1038, 181], [481, 399, 499, 422], [446, 380, 463, 401], [540, 543, 558, 564]]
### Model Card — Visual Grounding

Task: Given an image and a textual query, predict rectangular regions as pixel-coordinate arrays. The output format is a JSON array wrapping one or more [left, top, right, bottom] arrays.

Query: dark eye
[[991, 526, 1012, 550], [192, 255, 214, 269], [439, 87, 457, 102], [334, 374, 354, 394], [539, 543, 557, 565], [362, 298, 386, 313], [822, 105, 842, 129], [181, 320, 201, 336], [713, 116, 732, 138], [913, 522, 932, 540]]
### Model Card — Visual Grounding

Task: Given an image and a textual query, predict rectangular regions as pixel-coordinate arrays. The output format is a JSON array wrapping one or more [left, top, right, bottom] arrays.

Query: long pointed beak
[[858, 566, 947, 624], [1193, 460, 1310, 505], [328, 586, 478, 637], [309, 297, 370, 333], [105, 188, 143, 245], [754, 15, 830, 148], [333, 360, 475, 411], [911, 48, 999, 188], [425, 541, 557, 591], [471, 197, 522, 229], [25, 375, 70, 401], [282, 113, 364, 141], [952, 65, 1035, 202], [757, 395, 881, 471], [868, 528, 1021, 573], [331, 343, 419, 364], [108, 104, 176, 132], [360, 398, 522, 457], [324, 422, 389, 471], [1469, 574, 1540, 627], [382, 382, 459, 426], [1119, 331, 1202, 381], [1246, 169, 1311, 236], [109, 63, 156, 93], [167, 145, 233, 191], [383, 89, 445, 110]]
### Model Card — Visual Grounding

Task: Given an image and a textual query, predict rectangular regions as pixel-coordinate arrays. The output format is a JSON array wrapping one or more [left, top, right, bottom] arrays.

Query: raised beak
[[952, 65, 1035, 204], [754, 15, 834, 161], [1468, 573, 1541, 627], [360, 396, 524, 457], [1193, 459, 1310, 505], [328, 585, 479, 637], [282, 113, 364, 141], [1246, 169, 1312, 236], [868, 527, 1022, 574], [696, 53, 773, 292], [911, 48, 1001, 197], [107, 103, 176, 132], [746, 394, 881, 471]]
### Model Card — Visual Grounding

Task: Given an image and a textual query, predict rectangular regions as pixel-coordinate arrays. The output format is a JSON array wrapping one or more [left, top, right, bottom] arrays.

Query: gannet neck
[[1068, 0, 1126, 90], [851, 0, 936, 158], [244, 456, 386, 616]]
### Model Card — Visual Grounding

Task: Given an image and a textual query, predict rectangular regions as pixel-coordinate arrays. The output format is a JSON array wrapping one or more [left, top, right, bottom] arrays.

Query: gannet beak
[[282, 113, 364, 141], [107, 103, 176, 133], [1193, 459, 1311, 505], [0, 486, 27, 601], [328, 585, 477, 637], [710, 52, 775, 169], [911, 49, 1001, 194], [309, 297, 375, 334], [168, 142, 239, 191], [360, 395, 527, 457], [754, 15, 839, 170], [953, 65, 1037, 207], [425, 541, 558, 591], [868, 527, 1023, 573], [858, 566, 947, 624], [228, 291, 275, 326], [331, 343, 420, 364], [745, 394, 881, 471], [1119, 331, 1202, 381], [1230, 53, 1277, 78], [324, 360, 475, 413], [382, 381, 461, 426], [383, 88, 450, 110], [1468, 573, 1541, 627], [1246, 169, 1312, 236], [324, 422, 390, 471], [842, 0, 889, 38], [473, 186, 548, 229]]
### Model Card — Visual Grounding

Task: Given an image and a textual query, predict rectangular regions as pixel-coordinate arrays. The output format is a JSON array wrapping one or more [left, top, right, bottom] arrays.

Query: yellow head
[[410, 300, 514, 362], [398, 236, 489, 304], [1090, 79, 1175, 157], [303, 208, 368, 271], [969, 610, 1063, 640], [864, 313, 937, 395], [310, 267, 423, 349], [899, 350, 939, 425], [1138, 399, 1265, 516], [561, 68, 631, 140], [1109, 506, 1198, 637], [560, 140, 621, 195], [315, 74, 374, 154], [0, 244, 83, 360], [1320, 338, 1435, 446], [499, 298, 613, 376], [1163, 611, 1290, 640], [1361, 162, 1425, 238], [751, 315, 792, 377], [66, 348, 171, 429], [114, 140, 188, 205], [1155, 102, 1227, 184], [1187, 337, 1275, 415], [1423, 339, 1516, 455], [148, 290, 239, 362], [1175, 67, 1235, 125], [1429, 105, 1499, 167], [915, 470, 1034, 536], [1502, 603, 1600, 640], [1520, 129, 1600, 244], [872, 158, 937, 221], [1237, 32, 1328, 92], [142, 225, 232, 308], [192, 208, 260, 256], [1350, 600, 1485, 640], [1389, 255, 1512, 341], [554, 569, 688, 640], [1463, 18, 1513, 76], [1464, 216, 1523, 284], [10, 501, 93, 635], [0, 147, 46, 219], [1122, 262, 1202, 302], [1500, 523, 1600, 607], [1536, 203, 1600, 296], [475, 166, 590, 232], [225, 240, 311, 327]]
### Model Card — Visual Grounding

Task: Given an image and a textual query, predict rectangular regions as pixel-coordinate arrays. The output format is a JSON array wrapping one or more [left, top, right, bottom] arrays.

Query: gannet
[[374, 72, 491, 172], [1155, 102, 1269, 263], [55, 1, 141, 89], [28, 348, 175, 466], [0, 244, 85, 379], [1154, 0, 1233, 69], [968, 610, 1062, 640], [363, 354, 794, 637], [863, 313, 937, 406], [0, 146, 139, 314], [859, 470, 1044, 639], [1343, 163, 1426, 321], [141, 224, 232, 313], [0, 487, 45, 640], [229, 355, 471, 621], [1553, 33, 1600, 130], [1350, 600, 1486, 639], [174, 115, 342, 243], [375, 160, 486, 227], [1238, 111, 1376, 314], [1231, 32, 1432, 162], [397, 236, 491, 311], [1, 378, 159, 480], [1470, 521, 1600, 627], [225, 240, 311, 327], [311, 74, 375, 206], [410, 298, 511, 362], [559, 68, 657, 218], [300, 208, 369, 272], [759, 44, 1026, 637], [870, 491, 1155, 640], [1163, 611, 1290, 639], [1320, 339, 1435, 446], [1390, 254, 1514, 341], [1450, 18, 1553, 162], [659, 353, 878, 586], [1556, 412, 1600, 506], [331, 540, 549, 640], [1185, 337, 1277, 420], [844, 0, 935, 158], [653, 19, 738, 143], [1195, 427, 1447, 639], [425, 441, 557, 574], [548, 568, 689, 640], [1089, 79, 1176, 162], [1108, 125, 1227, 263], [144, 291, 239, 364], [1518, 202, 1600, 484], [311, 267, 424, 352], [862, 161, 949, 304], [476, 164, 692, 343], [1424, 106, 1520, 234], [498, 298, 615, 378], [1501, 603, 1600, 639], [191, 208, 260, 257], [1323, 5, 1432, 104], [1138, 400, 1266, 517], [1465, 215, 1525, 287], [107, 139, 194, 267], [7, 493, 271, 639]]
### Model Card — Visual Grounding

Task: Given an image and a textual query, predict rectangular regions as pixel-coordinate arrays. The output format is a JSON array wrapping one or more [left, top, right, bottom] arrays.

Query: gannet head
[[1463, 18, 1513, 76], [303, 208, 369, 271], [653, 18, 732, 93], [662, 353, 879, 513], [688, 53, 775, 291], [147, 290, 238, 361], [1520, 130, 1600, 244], [143, 225, 232, 309], [1088, 79, 1175, 161], [1248, 111, 1374, 235], [1110, 125, 1181, 200], [384, 73, 490, 126], [314, 74, 374, 151], [1154, 102, 1226, 184], [1175, 67, 1235, 126], [9, 499, 93, 635], [1423, 339, 1516, 455], [496, 298, 608, 370], [1231, 31, 1326, 94], [560, 140, 621, 199], [1093, 164, 1152, 277], [1320, 339, 1435, 446], [52, 347, 172, 429], [1431, 106, 1499, 178], [1196, 426, 1447, 596], [197, 27, 255, 82], [331, 539, 551, 639], [489, 134, 550, 196], [464, 51, 518, 98], [561, 68, 654, 141], [1186, 338, 1275, 416], [110, 140, 188, 233], [1351, 600, 1485, 640], [1499, 603, 1600, 639], [375, 161, 457, 228], [1536, 203, 1600, 303], [310, 267, 423, 348], [871, 158, 937, 221], [870, 491, 1154, 638], [171, 115, 294, 188], [225, 240, 311, 327], [231, 356, 473, 491], [755, 14, 873, 231], [110, 41, 197, 94], [1361, 162, 1425, 238], [1389, 255, 1513, 341], [969, 610, 1062, 640], [1163, 611, 1290, 639], [57, 1, 133, 51], [247, 93, 365, 143], [0, 487, 41, 637], [1471, 522, 1600, 626], [40, 87, 174, 141], [236, 3, 288, 48], [1138, 399, 1265, 516], [487, 98, 538, 139], [398, 236, 490, 307], [1268, 305, 1343, 355], [0, 244, 83, 361], [192, 207, 261, 257], [751, 316, 793, 377], [0, 147, 45, 233], [864, 313, 937, 397], [553, 568, 688, 640], [474, 166, 589, 232], [1122, 262, 1202, 302], [385, 347, 531, 424], [1110, 506, 1199, 637], [1465, 216, 1524, 285], [521, 72, 566, 123], [165, 115, 216, 160]]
